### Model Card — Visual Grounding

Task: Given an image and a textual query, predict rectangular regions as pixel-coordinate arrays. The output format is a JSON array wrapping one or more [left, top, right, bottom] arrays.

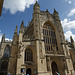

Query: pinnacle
[[14, 25, 18, 34], [20, 20, 24, 28]]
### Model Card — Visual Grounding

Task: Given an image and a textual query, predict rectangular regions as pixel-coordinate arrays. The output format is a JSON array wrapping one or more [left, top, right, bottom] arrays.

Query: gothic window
[[3, 45, 10, 58], [25, 49, 33, 62], [43, 23, 58, 52]]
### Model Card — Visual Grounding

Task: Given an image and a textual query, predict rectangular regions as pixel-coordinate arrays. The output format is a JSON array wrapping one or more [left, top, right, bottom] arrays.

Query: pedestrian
[[22, 72, 24, 75], [55, 71, 60, 75], [8, 72, 10, 75]]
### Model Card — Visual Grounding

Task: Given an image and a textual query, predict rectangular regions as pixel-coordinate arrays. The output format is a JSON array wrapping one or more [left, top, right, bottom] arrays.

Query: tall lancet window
[[3, 45, 10, 57], [43, 23, 58, 52], [25, 49, 33, 62]]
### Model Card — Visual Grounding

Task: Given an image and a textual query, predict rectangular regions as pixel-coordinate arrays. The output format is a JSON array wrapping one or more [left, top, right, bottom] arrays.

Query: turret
[[14, 25, 18, 34], [53, 9, 60, 21], [33, 1, 41, 39], [33, 1, 40, 14], [13, 25, 18, 45], [8, 25, 18, 75], [70, 36, 75, 49], [70, 36, 74, 43], [19, 20, 24, 33], [19, 21, 25, 43]]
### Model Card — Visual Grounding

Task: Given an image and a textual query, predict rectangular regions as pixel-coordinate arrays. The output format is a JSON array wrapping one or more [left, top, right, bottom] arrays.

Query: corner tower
[[33, 2, 50, 75], [33, 1, 40, 14]]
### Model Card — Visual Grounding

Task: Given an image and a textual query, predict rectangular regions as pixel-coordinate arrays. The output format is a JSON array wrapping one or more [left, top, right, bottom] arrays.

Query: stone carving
[[23, 35, 34, 40], [47, 57, 50, 71]]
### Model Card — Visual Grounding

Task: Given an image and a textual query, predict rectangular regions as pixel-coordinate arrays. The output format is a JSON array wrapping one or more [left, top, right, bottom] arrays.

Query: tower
[[19, 20, 24, 43], [8, 26, 18, 75], [33, 1, 50, 75], [33, 1, 40, 39]]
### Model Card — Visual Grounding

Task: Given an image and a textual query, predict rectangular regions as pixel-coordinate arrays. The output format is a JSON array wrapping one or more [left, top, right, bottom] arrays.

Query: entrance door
[[1, 61, 8, 75], [26, 68, 31, 75], [51, 62, 58, 75]]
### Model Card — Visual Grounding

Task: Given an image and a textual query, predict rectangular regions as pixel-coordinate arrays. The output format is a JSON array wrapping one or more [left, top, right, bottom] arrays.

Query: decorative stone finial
[[19, 20, 24, 33], [36, 1, 37, 3], [70, 36, 74, 43], [46, 9, 48, 12], [20, 20, 24, 28], [14, 25, 18, 34]]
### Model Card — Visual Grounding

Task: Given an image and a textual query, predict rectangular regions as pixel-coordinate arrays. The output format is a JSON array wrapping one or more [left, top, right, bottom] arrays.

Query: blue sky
[[0, 0, 75, 42]]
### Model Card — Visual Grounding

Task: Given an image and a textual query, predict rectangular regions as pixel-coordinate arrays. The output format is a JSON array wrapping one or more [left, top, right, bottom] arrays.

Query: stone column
[[46, 57, 52, 75]]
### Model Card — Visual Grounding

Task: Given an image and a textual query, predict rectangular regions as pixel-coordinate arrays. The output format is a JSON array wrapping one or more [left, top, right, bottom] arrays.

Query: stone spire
[[19, 20, 24, 33], [54, 8, 58, 14], [14, 25, 18, 34], [13, 25, 18, 45], [70, 36, 74, 43], [53, 8, 60, 21], [33, 1, 40, 14], [34, 1, 40, 7], [1, 34, 5, 42]]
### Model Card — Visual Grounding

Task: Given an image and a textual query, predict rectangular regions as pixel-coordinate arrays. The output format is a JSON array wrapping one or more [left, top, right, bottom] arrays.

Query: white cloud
[[64, 30, 75, 42], [0, 30, 12, 42], [65, 0, 72, 4], [61, 18, 75, 31], [68, 1, 72, 4], [68, 8, 75, 17], [5, 38, 12, 42], [61, 18, 75, 42], [3, 0, 38, 14]]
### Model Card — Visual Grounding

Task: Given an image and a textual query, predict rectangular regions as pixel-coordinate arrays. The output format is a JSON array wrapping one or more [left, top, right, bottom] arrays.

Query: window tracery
[[3, 45, 10, 57], [43, 23, 58, 52], [25, 49, 33, 62]]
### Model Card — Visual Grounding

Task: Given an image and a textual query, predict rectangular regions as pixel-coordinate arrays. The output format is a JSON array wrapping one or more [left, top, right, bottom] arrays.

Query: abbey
[[0, 1, 75, 75]]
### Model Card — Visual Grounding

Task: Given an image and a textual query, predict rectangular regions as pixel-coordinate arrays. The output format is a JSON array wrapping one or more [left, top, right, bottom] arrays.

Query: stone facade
[[0, 1, 75, 75]]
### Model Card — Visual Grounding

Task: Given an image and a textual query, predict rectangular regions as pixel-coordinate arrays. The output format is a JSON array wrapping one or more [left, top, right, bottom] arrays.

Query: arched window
[[43, 23, 58, 52], [25, 49, 33, 62], [3, 45, 10, 58]]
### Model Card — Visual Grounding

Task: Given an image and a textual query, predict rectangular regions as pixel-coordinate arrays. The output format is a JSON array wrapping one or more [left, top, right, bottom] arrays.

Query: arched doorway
[[26, 68, 31, 75], [51, 62, 58, 75], [1, 61, 8, 75]]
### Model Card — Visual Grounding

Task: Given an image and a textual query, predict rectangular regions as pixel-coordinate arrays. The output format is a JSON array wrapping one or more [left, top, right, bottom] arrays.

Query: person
[[8, 72, 10, 75], [22, 72, 24, 75], [55, 71, 60, 75]]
